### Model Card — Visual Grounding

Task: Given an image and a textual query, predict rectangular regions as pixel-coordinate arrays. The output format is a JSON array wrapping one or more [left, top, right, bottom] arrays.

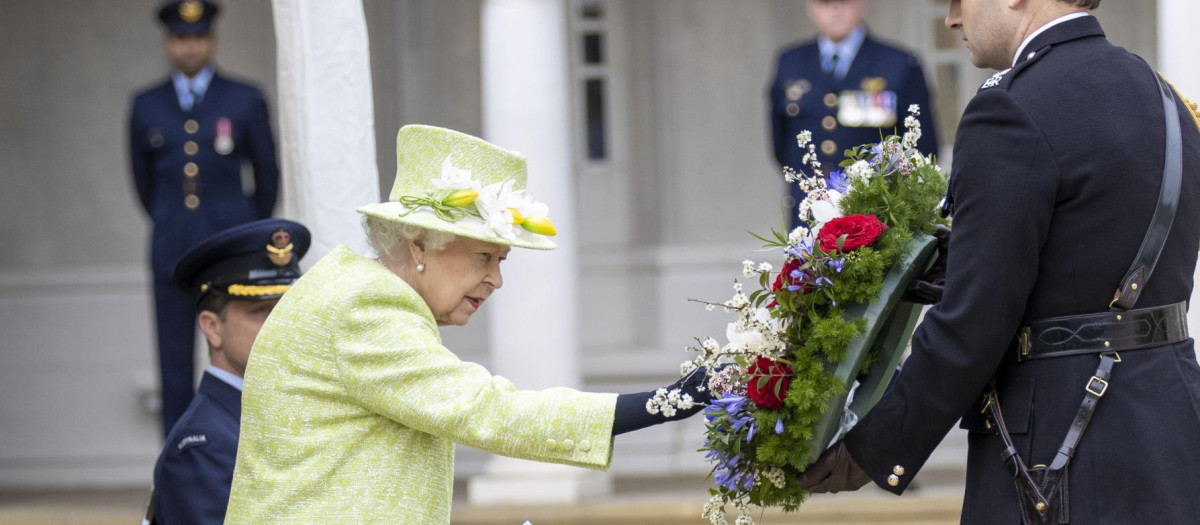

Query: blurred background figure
[[127, 0, 280, 436], [148, 218, 310, 525], [769, 0, 939, 229]]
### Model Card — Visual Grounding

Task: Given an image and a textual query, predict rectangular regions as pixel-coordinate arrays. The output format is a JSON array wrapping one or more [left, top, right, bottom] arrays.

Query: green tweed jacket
[[225, 245, 617, 524]]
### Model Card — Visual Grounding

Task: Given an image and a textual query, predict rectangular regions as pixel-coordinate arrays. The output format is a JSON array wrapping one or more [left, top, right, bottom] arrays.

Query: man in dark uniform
[[128, 0, 280, 435], [148, 218, 310, 525], [799, 0, 1200, 523], [769, 0, 938, 229]]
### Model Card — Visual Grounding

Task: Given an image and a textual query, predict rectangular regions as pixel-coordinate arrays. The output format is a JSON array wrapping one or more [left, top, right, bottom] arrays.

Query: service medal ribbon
[[215, 117, 234, 155]]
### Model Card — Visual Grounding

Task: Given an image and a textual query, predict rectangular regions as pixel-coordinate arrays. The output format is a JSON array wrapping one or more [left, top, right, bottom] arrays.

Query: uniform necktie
[[825, 52, 840, 77]]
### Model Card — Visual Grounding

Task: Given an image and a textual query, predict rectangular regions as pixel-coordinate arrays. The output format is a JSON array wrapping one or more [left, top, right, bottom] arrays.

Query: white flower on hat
[[431, 156, 478, 191], [475, 180, 522, 240]]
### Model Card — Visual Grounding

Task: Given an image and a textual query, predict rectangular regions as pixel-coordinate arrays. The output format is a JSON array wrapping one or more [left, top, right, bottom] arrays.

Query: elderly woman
[[224, 125, 707, 523]]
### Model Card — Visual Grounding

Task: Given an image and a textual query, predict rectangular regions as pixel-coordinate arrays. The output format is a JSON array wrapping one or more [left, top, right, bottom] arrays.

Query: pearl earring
[[416, 263, 425, 272]]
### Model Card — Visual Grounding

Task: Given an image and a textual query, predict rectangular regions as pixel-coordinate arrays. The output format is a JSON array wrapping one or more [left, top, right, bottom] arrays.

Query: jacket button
[[546, 439, 557, 450], [184, 141, 199, 156], [786, 103, 800, 116], [184, 162, 199, 177], [821, 140, 838, 156], [561, 439, 574, 451], [579, 440, 591, 452], [893, 465, 905, 476], [887, 474, 900, 487], [184, 119, 199, 134], [824, 93, 838, 108], [822, 116, 837, 131]]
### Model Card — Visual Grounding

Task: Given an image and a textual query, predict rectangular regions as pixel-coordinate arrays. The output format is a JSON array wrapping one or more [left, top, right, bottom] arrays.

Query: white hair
[[362, 216, 456, 264]]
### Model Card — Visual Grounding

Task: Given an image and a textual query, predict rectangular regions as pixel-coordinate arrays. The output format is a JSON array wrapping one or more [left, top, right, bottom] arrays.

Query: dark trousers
[[153, 278, 196, 437]]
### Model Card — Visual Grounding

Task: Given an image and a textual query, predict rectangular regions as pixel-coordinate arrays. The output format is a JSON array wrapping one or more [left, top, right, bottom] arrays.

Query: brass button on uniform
[[893, 465, 905, 476], [821, 139, 838, 156], [184, 162, 199, 177], [184, 141, 199, 156], [184, 119, 199, 134], [887, 474, 900, 487], [824, 93, 839, 108], [184, 194, 201, 210], [786, 103, 800, 117], [822, 116, 838, 131]]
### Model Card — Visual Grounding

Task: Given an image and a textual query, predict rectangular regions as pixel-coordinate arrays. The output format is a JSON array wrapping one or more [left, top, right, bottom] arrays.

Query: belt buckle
[[1085, 376, 1109, 397], [1018, 327, 1031, 360]]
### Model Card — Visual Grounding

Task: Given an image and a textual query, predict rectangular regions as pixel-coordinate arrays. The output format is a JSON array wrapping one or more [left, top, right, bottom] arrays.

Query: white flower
[[741, 260, 756, 278], [809, 190, 844, 225], [680, 360, 699, 376], [661, 405, 677, 418], [474, 180, 523, 239], [755, 262, 773, 274], [846, 159, 873, 182], [908, 104, 921, 116], [795, 130, 813, 149], [431, 156, 477, 190], [725, 322, 765, 354], [787, 225, 811, 245]]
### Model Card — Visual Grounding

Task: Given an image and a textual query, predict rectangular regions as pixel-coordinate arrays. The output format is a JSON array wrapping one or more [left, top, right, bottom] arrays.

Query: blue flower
[[815, 276, 833, 287], [786, 238, 814, 260], [775, 416, 785, 435], [827, 170, 849, 193], [747, 422, 756, 442], [827, 258, 845, 273]]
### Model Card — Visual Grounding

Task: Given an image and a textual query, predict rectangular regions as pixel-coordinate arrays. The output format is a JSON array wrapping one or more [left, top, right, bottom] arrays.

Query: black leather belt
[[1015, 301, 1189, 362]]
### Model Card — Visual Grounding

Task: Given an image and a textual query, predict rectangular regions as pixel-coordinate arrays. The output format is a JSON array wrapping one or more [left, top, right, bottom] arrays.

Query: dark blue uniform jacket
[[152, 372, 241, 525], [844, 16, 1200, 524], [770, 34, 938, 227], [129, 72, 279, 278]]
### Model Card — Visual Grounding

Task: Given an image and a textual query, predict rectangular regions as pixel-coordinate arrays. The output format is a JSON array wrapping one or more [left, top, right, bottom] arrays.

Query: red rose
[[746, 357, 792, 410], [768, 258, 806, 308], [817, 214, 888, 253]]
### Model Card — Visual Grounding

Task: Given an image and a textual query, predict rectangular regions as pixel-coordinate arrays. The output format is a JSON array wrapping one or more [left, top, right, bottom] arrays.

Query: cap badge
[[179, 1, 204, 23], [266, 229, 295, 266]]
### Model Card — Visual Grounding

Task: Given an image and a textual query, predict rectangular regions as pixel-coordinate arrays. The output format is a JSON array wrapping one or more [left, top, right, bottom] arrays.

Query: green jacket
[[226, 245, 616, 523]]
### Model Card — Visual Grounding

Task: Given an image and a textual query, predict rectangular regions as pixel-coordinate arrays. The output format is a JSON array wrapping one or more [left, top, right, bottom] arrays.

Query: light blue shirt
[[172, 66, 214, 112], [818, 25, 866, 79], [206, 365, 244, 392]]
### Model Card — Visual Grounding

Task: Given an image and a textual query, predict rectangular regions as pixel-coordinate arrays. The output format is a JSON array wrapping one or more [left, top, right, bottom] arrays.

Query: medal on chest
[[215, 117, 234, 155]]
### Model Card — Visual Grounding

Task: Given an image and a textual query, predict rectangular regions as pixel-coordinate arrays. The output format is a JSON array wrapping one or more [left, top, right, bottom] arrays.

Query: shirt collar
[[206, 365, 244, 391], [1012, 12, 1090, 67], [818, 25, 867, 65], [171, 66, 215, 97]]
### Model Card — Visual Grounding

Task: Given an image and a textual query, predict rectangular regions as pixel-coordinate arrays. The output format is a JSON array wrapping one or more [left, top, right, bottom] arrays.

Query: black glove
[[611, 367, 713, 436], [902, 225, 951, 305], [797, 440, 872, 493]]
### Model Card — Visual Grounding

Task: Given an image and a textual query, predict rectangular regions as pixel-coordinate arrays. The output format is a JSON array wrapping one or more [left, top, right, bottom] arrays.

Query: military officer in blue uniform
[[799, 1, 1200, 523], [148, 218, 310, 525], [769, 0, 938, 228], [128, 0, 280, 435]]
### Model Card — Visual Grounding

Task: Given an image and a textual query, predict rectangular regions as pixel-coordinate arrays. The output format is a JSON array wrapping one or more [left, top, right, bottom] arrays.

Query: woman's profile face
[[414, 237, 509, 326]]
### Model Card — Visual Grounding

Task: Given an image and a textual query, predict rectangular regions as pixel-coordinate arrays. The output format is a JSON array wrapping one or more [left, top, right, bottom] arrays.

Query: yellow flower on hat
[[442, 189, 478, 208]]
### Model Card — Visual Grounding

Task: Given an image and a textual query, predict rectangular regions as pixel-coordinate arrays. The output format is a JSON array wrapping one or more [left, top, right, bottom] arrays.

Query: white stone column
[[468, 0, 608, 507], [272, 0, 379, 261], [1159, 0, 1200, 339]]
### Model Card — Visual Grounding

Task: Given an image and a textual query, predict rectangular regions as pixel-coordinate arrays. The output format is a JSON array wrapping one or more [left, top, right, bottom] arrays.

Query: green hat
[[358, 125, 557, 250]]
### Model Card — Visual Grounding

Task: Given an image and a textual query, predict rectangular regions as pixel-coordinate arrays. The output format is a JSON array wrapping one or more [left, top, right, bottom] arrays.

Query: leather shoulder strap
[[1110, 67, 1184, 311]]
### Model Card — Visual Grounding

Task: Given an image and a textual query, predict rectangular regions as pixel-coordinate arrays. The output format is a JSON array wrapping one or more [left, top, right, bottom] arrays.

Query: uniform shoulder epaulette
[[1163, 77, 1200, 134], [979, 44, 1053, 92]]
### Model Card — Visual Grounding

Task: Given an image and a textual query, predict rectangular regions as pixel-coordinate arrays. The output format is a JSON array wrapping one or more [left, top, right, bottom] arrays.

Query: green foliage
[[700, 118, 948, 515]]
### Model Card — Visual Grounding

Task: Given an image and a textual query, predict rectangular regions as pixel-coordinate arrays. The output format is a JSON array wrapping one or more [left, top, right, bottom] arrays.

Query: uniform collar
[[818, 25, 866, 77], [206, 365, 244, 391], [1012, 12, 1097, 67], [171, 66, 215, 109], [199, 369, 243, 421]]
